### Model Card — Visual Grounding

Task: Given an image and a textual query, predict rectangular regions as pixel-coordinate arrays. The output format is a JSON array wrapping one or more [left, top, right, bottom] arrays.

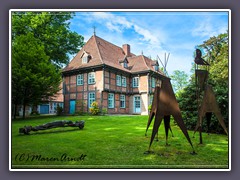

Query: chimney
[[122, 44, 130, 57]]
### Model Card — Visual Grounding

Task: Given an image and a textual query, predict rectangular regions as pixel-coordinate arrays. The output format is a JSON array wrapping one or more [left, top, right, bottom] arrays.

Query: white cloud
[[133, 24, 160, 45], [191, 16, 228, 38], [83, 12, 164, 49], [71, 11, 228, 76]]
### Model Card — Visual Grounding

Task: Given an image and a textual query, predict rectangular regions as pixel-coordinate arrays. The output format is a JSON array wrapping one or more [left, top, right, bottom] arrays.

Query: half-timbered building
[[62, 35, 167, 115]]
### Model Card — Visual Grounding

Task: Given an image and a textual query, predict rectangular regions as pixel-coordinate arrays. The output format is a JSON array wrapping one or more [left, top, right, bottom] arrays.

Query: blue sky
[[69, 10, 229, 76]]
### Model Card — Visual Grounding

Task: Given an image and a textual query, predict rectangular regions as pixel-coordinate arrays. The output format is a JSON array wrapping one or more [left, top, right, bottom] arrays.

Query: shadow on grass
[[17, 128, 83, 136]]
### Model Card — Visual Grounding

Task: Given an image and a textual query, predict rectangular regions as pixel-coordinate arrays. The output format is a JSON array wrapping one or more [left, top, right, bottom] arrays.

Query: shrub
[[56, 105, 63, 116], [89, 101, 100, 115], [101, 108, 108, 115], [30, 110, 40, 116], [148, 105, 152, 111]]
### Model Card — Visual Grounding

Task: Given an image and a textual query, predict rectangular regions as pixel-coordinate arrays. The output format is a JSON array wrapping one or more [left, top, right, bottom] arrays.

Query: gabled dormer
[[119, 56, 129, 69], [152, 60, 159, 71], [81, 50, 91, 64]]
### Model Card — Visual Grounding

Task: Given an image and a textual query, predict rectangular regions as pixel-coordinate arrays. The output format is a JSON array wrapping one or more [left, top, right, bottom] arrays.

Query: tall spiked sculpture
[[146, 78, 195, 153], [193, 49, 228, 144]]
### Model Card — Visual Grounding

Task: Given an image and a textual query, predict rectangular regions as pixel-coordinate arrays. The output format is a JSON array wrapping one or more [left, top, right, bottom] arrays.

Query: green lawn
[[11, 115, 229, 169]]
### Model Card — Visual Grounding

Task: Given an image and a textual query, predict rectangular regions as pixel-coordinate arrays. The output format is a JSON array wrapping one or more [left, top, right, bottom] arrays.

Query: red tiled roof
[[62, 35, 165, 76]]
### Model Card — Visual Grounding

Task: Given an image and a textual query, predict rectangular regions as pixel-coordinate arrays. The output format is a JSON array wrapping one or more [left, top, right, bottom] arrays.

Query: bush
[[148, 105, 152, 111], [56, 105, 63, 116], [89, 101, 100, 115], [30, 110, 40, 116], [101, 108, 108, 115]]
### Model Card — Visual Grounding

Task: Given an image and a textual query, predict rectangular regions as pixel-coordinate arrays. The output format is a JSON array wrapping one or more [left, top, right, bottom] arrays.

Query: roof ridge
[[93, 35, 104, 64], [94, 35, 124, 52]]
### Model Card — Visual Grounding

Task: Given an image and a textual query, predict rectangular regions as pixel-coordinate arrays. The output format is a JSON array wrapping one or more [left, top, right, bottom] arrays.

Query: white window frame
[[88, 92, 95, 108], [122, 76, 126, 87], [152, 77, 156, 88], [88, 72, 95, 84], [82, 55, 88, 64], [116, 75, 122, 86], [108, 93, 114, 108], [77, 74, 84, 85], [132, 77, 139, 87], [120, 94, 126, 108]]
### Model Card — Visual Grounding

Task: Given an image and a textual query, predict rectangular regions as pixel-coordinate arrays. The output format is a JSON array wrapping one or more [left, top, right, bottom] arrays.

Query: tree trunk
[[22, 103, 26, 119]]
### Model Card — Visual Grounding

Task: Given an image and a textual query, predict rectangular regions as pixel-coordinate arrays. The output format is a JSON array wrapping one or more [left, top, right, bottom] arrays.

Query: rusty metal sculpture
[[193, 49, 228, 144], [145, 78, 195, 154]]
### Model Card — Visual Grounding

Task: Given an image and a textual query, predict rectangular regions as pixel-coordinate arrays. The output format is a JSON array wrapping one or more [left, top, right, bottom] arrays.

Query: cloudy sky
[[69, 10, 229, 76]]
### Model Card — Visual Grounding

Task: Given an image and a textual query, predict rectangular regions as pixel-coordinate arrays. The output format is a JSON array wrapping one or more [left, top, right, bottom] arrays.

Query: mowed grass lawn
[[11, 115, 229, 169]]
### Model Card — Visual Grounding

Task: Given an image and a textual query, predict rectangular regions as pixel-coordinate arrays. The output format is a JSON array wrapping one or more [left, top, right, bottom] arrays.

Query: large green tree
[[12, 12, 84, 118], [12, 33, 61, 119], [178, 32, 229, 133], [12, 12, 84, 68]]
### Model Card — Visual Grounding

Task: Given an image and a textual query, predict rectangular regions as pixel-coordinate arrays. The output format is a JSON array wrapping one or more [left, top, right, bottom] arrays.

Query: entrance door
[[134, 96, 141, 113], [69, 100, 76, 114]]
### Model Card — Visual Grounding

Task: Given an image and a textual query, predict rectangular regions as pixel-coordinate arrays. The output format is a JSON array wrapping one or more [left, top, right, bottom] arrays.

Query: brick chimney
[[122, 44, 130, 57]]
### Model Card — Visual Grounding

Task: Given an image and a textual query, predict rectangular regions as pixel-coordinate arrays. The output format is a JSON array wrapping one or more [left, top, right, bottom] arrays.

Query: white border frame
[[9, 9, 231, 171]]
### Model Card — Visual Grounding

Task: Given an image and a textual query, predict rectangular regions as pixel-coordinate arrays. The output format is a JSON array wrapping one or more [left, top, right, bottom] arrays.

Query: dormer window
[[123, 61, 128, 68], [82, 56, 88, 64], [152, 60, 159, 71], [81, 51, 91, 64], [119, 56, 129, 69]]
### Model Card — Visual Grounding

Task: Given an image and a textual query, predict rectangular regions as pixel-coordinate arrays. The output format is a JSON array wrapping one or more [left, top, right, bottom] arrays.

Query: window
[[152, 77, 156, 88], [154, 65, 159, 71], [82, 56, 88, 63], [108, 93, 114, 108], [122, 76, 126, 87], [88, 92, 95, 108], [88, 72, 95, 84], [77, 74, 84, 85], [124, 62, 128, 68], [132, 77, 139, 87], [116, 75, 121, 86], [120, 95, 126, 108]]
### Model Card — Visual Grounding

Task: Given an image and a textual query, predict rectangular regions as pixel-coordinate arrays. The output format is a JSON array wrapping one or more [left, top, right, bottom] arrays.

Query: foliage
[[89, 101, 100, 115], [12, 33, 61, 119], [101, 108, 108, 115], [148, 104, 152, 111], [177, 32, 229, 134], [30, 110, 40, 116], [170, 70, 189, 95], [11, 12, 84, 119], [11, 115, 228, 168], [12, 12, 84, 69], [56, 105, 63, 116]]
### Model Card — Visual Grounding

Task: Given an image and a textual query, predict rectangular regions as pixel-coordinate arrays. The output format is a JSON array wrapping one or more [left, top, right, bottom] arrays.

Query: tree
[[11, 11, 84, 118], [12, 33, 61, 119], [170, 70, 189, 95], [12, 12, 84, 69], [177, 32, 229, 133]]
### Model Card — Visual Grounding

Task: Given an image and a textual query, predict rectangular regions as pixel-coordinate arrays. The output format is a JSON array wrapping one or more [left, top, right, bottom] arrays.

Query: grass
[[11, 115, 229, 169]]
